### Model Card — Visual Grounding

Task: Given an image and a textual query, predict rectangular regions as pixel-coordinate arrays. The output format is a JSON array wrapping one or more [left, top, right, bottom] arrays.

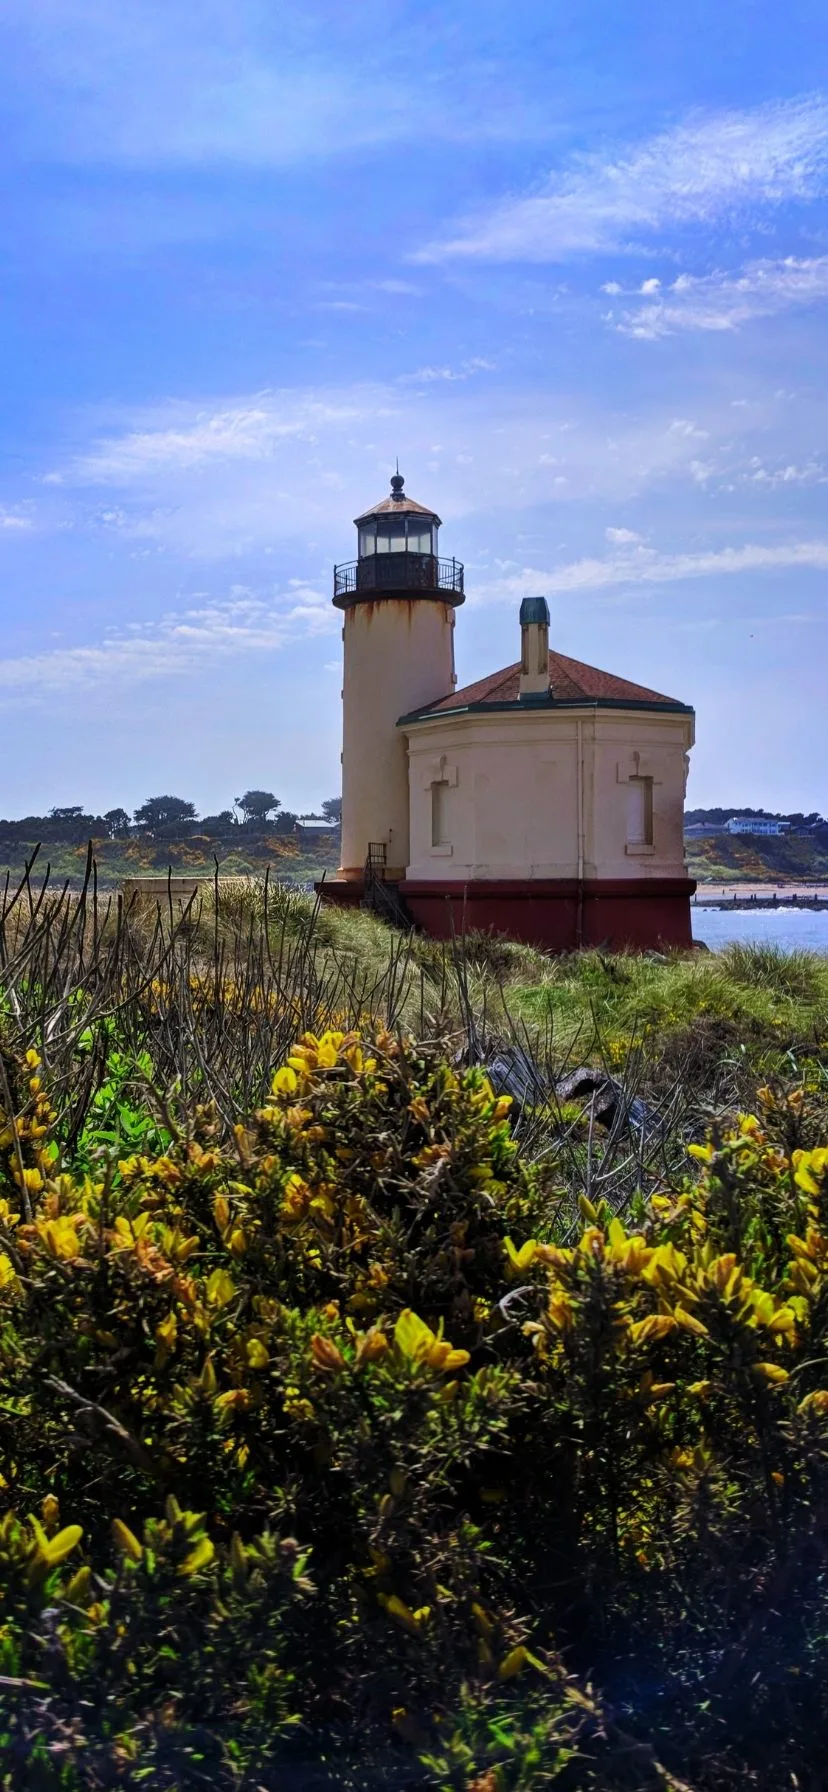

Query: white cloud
[[398, 359, 496, 385], [487, 538, 828, 599], [314, 300, 367, 314], [741, 457, 828, 486], [668, 418, 708, 438], [375, 279, 421, 296], [0, 508, 34, 530], [41, 372, 828, 573], [68, 396, 370, 481], [45, 380, 753, 565], [605, 526, 642, 544], [615, 254, 828, 337], [0, 0, 557, 167], [0, 586, 335, 705], [418, 95, 828, 261]]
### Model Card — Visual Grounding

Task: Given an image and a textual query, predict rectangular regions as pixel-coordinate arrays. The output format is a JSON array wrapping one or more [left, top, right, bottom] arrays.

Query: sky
[[1, 0, 827, 817]]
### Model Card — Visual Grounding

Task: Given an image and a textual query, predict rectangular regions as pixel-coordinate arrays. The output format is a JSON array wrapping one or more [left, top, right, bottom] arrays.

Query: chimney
[[519, 596, 550, 700]]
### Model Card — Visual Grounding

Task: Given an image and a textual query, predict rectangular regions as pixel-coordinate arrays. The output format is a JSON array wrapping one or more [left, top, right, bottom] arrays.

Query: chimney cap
[[519, 595, 550, 626]]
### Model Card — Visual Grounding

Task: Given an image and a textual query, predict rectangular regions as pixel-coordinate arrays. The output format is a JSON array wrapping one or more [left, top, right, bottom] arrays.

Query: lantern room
[[333, 470, 464, 606]]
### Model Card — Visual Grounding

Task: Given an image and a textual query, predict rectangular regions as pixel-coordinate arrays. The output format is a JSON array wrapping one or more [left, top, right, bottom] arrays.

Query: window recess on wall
[[431, 780, 451, 852], [433, 777, 446, 845], [626, 776, 654, 854]]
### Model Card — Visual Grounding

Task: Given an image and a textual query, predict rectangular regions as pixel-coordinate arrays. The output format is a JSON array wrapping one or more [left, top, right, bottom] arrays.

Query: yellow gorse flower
[[271, 1030, 377, 1101], [793, 1148, 828, 1197], [380, 1593, 430, 1635], [393, 1309, 470, 1373], [17, 1167, 44, 1194], [0, 1252, 17, 1289], [799, 1389, 828, 1415], [35, 1215, 83, 1261]]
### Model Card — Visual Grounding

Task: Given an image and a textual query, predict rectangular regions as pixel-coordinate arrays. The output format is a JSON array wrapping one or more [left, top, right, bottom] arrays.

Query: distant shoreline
[[695, 884, 828, 910]]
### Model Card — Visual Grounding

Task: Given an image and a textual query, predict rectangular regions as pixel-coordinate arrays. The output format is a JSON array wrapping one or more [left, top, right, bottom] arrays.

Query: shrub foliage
[[2, 879, 828, 1788]]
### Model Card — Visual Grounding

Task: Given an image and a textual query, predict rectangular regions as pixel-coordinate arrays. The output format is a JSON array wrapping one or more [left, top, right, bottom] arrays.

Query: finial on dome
[[390, 464, 405, 499]]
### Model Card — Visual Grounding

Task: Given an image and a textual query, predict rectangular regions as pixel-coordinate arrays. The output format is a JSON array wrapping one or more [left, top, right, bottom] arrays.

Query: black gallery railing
[[333, 554, 464, 600]]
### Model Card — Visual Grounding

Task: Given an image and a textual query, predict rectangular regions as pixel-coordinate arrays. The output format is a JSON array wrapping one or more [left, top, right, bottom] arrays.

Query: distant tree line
[[685, 807, 826, 830], [2, 795, 823, 843], [0, 792, 342, 844]]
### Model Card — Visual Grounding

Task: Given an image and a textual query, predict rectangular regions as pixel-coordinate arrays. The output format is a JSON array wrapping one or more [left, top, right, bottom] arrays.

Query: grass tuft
[[720, 938, 825, 1001]]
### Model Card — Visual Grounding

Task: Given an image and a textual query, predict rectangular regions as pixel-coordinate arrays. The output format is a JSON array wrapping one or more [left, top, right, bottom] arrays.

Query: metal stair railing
[[362, 844, 414, 931]]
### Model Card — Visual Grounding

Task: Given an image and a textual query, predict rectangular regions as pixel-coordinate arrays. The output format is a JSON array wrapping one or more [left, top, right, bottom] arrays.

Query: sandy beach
[[694, 883, 828, 903]]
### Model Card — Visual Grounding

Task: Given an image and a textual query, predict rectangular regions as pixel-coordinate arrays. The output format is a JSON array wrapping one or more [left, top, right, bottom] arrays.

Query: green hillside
[[0, 831, 341, 889], [686, 832, 828, 884], [3, 827, 827, 890]]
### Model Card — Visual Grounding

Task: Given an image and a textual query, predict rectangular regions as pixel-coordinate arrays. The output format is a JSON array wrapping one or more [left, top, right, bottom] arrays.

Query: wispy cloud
[[63, 396, 371, 482], [611, 255, 828, 337], [418, 95, 828, 261], [737, 457, 828, 487], [398, 359, 496, 385], [5, 532, 824, 706], [0, 586, 334, 705], [0, 0, 556, 167], [0, 2, 416, 166], [488, 538, 828, 599], [53, 381, 748, 555]]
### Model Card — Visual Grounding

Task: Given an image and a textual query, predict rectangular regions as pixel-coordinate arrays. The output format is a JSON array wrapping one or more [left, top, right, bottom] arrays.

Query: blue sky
[[1, 0, 827, 816]]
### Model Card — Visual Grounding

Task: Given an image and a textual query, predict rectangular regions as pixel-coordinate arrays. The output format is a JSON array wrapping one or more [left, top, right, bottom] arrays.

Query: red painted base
[[317, 876, 697, 952], [314, 878, 365, 912]]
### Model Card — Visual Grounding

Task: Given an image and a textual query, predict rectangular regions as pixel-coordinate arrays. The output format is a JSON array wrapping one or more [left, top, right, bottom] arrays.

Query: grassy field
[[3, 869, 828, 1790], [265, 889, 828, 1097]]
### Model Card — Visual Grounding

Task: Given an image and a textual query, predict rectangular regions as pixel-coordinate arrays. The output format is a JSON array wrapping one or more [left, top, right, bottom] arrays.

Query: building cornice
[[398, 696, 696, 727]]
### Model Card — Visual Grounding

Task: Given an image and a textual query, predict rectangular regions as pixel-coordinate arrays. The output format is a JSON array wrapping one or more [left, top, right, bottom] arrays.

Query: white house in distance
[[725, 816, 790, 837], [319, 473, 696, 951]]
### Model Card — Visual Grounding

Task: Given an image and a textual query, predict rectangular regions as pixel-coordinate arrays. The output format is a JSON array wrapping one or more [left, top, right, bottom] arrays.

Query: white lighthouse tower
[[333, 471, 464, 882]]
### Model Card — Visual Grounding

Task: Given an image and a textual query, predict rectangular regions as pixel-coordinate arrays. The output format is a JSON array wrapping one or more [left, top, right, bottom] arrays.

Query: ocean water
[[692, 906, 828, 955]]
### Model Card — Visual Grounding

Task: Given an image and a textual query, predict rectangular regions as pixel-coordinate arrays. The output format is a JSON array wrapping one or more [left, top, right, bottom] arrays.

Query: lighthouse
[[322, 473, 696, 950], [333, 471, 464, 881]]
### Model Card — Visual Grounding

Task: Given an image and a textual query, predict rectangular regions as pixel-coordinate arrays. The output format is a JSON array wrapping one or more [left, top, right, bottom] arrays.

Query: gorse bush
[[2, 1016, 828, 1789], [3, 867, 828, 1788], [0, 1029, 592, 1790]]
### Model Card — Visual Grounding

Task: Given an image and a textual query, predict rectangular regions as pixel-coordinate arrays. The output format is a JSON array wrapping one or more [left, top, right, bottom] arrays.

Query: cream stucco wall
[[339, 598, 455, 879], [403, 706, 694, 882]]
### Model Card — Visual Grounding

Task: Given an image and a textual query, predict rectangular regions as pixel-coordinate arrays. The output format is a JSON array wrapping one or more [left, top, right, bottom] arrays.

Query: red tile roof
[[407, 649, 688, 717]]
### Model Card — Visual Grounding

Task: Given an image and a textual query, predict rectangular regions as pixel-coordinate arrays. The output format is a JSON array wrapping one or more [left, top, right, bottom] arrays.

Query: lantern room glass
[[358, 518, 437, 557]]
